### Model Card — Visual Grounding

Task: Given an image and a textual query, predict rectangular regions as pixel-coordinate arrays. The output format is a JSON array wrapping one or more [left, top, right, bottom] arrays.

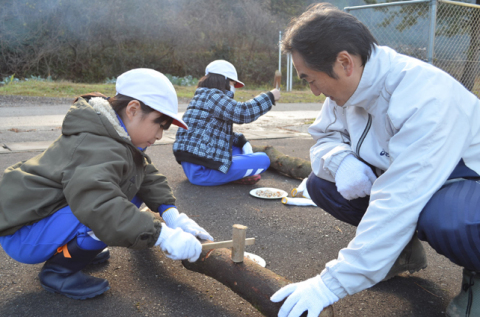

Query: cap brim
[[159, 110, 188, 130], [173, 119, 188, 130], [233, 80, 245, 88]]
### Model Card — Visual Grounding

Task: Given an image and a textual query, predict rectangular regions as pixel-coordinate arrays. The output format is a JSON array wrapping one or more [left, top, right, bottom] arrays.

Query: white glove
[[291, 178, 311, 199], [334, 154, 377, 200], [242, 142, 253, 154], [162, 208, 214, 241], [271, 275, 339, 317], [155, 223, 201, 262], [281, 197, 317, 207]]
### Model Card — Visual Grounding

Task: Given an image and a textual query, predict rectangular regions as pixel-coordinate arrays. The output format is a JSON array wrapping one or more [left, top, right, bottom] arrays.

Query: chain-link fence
[[345, 0, 480, 96]]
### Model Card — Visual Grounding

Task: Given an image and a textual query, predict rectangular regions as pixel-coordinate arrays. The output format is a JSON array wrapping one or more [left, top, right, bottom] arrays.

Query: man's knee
[[417, 180, 480, 270], [306, 172, 341, 210], [306, 172, 368, 226]]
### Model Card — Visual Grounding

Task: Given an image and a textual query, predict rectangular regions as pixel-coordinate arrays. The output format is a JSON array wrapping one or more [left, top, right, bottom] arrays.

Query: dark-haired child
[[0, 68, 213, 299], [173, 60, 280, 186]]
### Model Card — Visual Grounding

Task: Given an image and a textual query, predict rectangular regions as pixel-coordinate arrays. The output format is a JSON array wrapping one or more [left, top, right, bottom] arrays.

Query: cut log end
[[252, 144, 311, 180]]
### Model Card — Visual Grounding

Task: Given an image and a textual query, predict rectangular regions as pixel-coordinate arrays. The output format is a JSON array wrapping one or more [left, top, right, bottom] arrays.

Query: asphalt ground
[[0, 97, 464, 317]]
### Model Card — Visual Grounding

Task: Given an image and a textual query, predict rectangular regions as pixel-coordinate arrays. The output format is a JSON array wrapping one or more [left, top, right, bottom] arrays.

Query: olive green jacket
[[0, 97, 175, 249]]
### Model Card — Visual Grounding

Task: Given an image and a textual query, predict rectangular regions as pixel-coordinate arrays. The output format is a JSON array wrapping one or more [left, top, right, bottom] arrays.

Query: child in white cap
[[0, 68, 213, 300], [173, 60, 281, 186]]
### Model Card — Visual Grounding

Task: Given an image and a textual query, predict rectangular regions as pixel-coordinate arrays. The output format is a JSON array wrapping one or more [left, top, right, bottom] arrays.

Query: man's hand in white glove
[[162, 208, 214, 241], [334, 154, 377, 200], [270, 275, 339, 317], [242, 142, 253, 155], [155, 223, 201, 262]]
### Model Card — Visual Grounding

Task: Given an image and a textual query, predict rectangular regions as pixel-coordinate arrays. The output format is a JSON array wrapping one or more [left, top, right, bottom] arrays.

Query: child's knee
[[256, 153, 270, 169]]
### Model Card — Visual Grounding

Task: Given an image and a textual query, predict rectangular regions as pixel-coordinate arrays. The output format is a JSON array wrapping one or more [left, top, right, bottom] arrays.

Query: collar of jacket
[[195, 87, 235, 98], [89, 97, 130, 140], [343, 44, 391, 112]]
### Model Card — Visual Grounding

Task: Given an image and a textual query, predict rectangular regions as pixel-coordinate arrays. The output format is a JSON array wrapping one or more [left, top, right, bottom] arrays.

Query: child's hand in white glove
[[270, 275, 338, 317], [155, 223, 201, 262], [334, 154, 377, 200], [162, 208, 214, 241], [242, 142, 253, 155]]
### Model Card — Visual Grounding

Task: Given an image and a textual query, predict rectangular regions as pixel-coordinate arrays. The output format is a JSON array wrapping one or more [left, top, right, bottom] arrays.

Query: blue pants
[[181, 146, 270, 186], [306, 173, 480, 272], [0, 196, 144, 264]]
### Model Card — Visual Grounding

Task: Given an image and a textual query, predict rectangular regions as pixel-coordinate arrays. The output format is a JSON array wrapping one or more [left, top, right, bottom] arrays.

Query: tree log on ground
[[182, 248, 334, 317], [252, 145, 311, 180]]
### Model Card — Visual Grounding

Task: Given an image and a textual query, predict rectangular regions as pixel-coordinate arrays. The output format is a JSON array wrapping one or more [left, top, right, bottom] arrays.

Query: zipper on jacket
[[356, 113, 372, 157]]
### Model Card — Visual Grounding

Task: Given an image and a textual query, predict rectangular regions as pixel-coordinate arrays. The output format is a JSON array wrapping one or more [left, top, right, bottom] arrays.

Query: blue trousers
[[181, 146, 270, 186], [0, 196, 144, 264], [306, 173, 480, 272]]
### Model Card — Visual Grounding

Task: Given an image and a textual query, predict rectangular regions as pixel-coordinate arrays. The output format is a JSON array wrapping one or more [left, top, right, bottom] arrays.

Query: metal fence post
[[278, 31, 282, 76], [289, 54, 293, 91], [286, 53, 290, 92], [427, 0, 437, 64]]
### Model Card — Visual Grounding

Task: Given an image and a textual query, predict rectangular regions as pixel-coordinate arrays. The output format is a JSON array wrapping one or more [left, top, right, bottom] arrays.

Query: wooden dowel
[[232, 224, 247, 263]]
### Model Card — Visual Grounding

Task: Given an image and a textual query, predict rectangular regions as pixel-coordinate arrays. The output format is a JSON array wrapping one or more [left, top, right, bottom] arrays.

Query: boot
[[446, 269, 480, 317], [39, 238, 110, 299], [383, 232, 428, 281], [89, 248, 110, 265]]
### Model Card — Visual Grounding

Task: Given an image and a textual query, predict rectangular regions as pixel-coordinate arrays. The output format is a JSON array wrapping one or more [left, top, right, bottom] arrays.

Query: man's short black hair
[[282, 3, 378, 78]]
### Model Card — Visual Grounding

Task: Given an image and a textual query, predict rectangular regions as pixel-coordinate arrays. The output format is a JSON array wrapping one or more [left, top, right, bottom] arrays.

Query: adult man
[[270, 3, 480, 317]]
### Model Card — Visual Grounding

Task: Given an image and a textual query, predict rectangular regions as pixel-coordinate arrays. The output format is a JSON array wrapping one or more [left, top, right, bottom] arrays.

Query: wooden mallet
[[201, 224, 255, 263], [274, 70, 281, 90]]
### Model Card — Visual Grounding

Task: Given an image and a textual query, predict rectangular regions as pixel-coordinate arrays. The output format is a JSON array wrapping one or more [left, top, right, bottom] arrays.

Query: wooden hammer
[[201, 224, 255, 263]]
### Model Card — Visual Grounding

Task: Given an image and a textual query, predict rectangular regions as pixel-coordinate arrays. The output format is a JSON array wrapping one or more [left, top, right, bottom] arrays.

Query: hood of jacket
[[62, 97, 130, 142], [61, 97, 153, 163]]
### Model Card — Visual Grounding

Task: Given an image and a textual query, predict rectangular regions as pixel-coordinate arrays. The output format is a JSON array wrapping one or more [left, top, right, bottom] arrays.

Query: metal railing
[[345, 0, 480, 96]]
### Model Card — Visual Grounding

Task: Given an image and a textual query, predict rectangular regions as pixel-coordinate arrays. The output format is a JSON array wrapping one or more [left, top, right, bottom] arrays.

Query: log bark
[[252, 145, 312, 180], [182, 248, 333, 317]]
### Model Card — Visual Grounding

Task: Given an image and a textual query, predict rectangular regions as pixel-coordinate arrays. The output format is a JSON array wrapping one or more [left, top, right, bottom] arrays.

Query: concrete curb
[[1, 131, 311, 154]]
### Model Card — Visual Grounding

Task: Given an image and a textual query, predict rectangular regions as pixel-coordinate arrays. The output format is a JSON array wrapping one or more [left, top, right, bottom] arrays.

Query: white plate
[[244, 252, 266, 267], [249, 187, 288, 200]]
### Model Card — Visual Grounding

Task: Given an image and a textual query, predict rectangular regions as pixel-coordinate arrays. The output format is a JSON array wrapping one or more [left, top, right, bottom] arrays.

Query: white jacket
[[310, 45, 480, 298]]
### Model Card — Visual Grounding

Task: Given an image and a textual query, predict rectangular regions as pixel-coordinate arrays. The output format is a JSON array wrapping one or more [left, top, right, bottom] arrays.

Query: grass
[[0, 81, 117, 98], [0, 80, 325, 104]]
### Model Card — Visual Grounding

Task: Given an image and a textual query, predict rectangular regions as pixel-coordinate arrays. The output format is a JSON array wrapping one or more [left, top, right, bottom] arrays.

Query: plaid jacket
[[173, 88, 274, 173]]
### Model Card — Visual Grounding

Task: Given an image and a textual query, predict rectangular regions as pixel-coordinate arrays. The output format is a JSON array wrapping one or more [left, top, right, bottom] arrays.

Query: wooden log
[[252, 145, 312, 180], [182, 247, 334, 317]]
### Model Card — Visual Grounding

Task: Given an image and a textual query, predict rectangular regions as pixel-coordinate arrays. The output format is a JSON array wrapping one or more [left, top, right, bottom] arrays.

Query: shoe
[[89, 248, 110, 265], [446, 269, 480, 317], [232, 174, 261, 185], [383, 232, 428, 281], [39, 238, 110, 299]]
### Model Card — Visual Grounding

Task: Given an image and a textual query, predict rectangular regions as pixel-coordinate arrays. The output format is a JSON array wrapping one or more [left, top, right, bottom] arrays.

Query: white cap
[[116, 68, 188, 130], [205, 60, 245, 88]]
